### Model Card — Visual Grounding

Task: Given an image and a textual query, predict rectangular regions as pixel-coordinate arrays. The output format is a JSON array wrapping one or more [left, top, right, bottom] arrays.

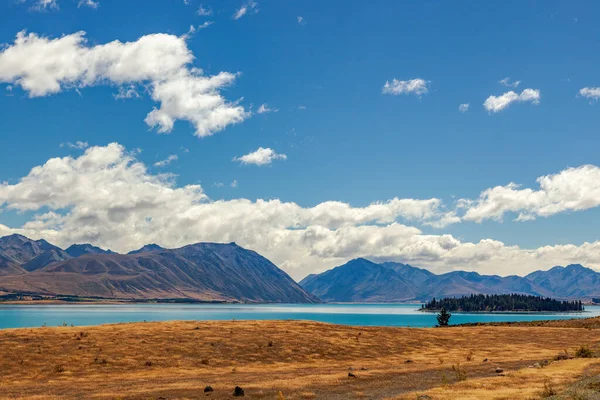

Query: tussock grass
[[0, 319, 598, 399]]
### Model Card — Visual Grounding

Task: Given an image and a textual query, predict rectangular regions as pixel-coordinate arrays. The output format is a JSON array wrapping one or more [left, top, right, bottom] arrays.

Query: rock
[[482, 358, 488, 362], [404, 359, 414, 364], [417, 396, 433, 400], [204, 386, 213, 393], [495, 368, 504, 373], [360, 367, 368, 371], [233, 386, 245, 397], [348, 372, 357, 378]]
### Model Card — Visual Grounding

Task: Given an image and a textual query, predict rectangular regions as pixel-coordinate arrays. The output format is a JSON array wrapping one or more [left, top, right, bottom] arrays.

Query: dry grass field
[[0, 318, 599, 399]]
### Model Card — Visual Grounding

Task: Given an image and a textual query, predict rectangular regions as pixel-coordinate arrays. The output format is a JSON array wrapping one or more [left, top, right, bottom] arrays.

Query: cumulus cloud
[[60, 141, 89, 150], [154, 154, 178, 167], [297, 16, 306, 25], [579, 87, 600, 102], [233, 147, 287, 166], [483, 88, 540, 113], [460, 165, 600, 223], [458, 103, 470, 113], [230, 180, 238, 188], [382, 78, 429, 96], [257, 103, 278, 114], [0, 30, 248, 137], [1, 144, 600, 279], [233, 1, 258, 20], [499, 77, 521, 88]]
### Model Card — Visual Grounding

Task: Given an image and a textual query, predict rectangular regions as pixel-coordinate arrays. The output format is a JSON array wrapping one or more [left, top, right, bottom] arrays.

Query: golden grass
[[0, 319, 598, 399]]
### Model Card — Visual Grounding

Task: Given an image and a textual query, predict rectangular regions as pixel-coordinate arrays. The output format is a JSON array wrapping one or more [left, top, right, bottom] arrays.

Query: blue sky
[[1, 0, 600, 278]]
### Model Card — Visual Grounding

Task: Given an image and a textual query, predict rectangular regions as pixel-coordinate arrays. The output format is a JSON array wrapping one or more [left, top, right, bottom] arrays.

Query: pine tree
[[436, 307, 451, 327]]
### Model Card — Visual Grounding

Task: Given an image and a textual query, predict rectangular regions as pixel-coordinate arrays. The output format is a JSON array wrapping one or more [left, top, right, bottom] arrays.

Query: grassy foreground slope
[[0, 319, 598, 399]]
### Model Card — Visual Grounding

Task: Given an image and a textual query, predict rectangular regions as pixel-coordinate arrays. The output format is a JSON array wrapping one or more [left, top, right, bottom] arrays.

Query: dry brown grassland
[[0, 318, 599, 399]]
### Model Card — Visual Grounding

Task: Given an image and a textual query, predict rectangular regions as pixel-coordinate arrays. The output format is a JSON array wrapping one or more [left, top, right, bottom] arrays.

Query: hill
[[0, 235, 317, 303], [300, 259, 600, 302]]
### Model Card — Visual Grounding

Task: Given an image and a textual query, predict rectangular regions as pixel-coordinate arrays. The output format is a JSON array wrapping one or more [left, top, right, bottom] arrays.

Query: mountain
[[300, 259, 600, 302], [128, 244, 164, 254], [0, 234, 71, 273], [0, 235, 317, 303], [65, 244, 114, 258], [300, 258, 419, 302], [526, 264, 600, 299]]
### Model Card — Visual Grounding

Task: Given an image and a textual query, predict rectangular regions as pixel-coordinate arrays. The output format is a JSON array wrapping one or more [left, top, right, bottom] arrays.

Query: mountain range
[[2, 234, 599, 303], [0, 234, 317, 303], [299, 258, 600, 302]]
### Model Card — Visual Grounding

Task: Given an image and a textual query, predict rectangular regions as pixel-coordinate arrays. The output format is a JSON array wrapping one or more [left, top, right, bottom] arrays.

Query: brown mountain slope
[[0, 237, 318, 303]]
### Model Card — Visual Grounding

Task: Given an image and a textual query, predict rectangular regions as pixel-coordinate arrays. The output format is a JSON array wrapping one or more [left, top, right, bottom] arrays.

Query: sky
[[1, 0, 600, 280]]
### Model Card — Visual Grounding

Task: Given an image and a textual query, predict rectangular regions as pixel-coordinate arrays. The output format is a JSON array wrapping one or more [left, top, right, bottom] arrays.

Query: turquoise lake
[[1, 303, 599, 329]]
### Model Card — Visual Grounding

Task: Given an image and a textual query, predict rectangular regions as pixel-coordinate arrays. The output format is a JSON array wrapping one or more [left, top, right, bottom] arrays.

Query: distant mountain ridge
[[300, 258, 600, 302], [0, 234, 317, 303], [66, 244, 115, 258]]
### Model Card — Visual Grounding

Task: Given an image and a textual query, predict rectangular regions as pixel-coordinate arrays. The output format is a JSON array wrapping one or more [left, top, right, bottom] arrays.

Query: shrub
[[554, 350, 570, 361], [452, 364, 467, 381], [575, 346, 594, 358], [541, 378, 557, 397], [466, 350, 474, 361]]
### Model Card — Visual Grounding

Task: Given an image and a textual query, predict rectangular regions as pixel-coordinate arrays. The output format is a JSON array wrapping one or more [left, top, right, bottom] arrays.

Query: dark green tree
[[436, 307, 451, 327]]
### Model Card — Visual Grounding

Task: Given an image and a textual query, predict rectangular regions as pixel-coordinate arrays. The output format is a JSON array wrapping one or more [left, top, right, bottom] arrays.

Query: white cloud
[[31, 0, 58, 11], [0, 31, 248, 138], [579, 87, 600, 102], [233, 147, 287, 166], [2, 144, 600, 279], [197, 5, 212, 16], [197, 21, 214, 30], [461, 165, 600, 223], [257, 103, 278, 114], [114, 85, 140, 99], [60, 141, 89, 150], [78, 0, 99, 8], [458, 103, 470, 113], [382, 78, 429, 96], [297, 105, 307, 110], [499, 77, 521, 88], [233, 1, 258, 20], [297, 16, 305, 25], [230, 180, 238, 188], [154, 154, 178, 167], [483, 88, 540, 113]]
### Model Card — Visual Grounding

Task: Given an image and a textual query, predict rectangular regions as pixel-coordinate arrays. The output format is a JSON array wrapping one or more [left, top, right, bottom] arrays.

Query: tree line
[[422, 294, 584, 312]]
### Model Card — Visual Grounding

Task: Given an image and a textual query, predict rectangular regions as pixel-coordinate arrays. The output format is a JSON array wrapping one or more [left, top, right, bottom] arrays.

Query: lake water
[[1, 303, 599, 329]]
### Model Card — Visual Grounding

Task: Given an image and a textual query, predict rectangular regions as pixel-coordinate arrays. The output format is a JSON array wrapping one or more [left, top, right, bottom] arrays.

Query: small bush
[[541, 378, 557, 397], [554, 350, 570, 361], [466, 350, 474, 361], [200, 359, 210, 365], [53, 365, 65, 373], [575, 346, 594, 358], [452, 364, 467, 381]]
